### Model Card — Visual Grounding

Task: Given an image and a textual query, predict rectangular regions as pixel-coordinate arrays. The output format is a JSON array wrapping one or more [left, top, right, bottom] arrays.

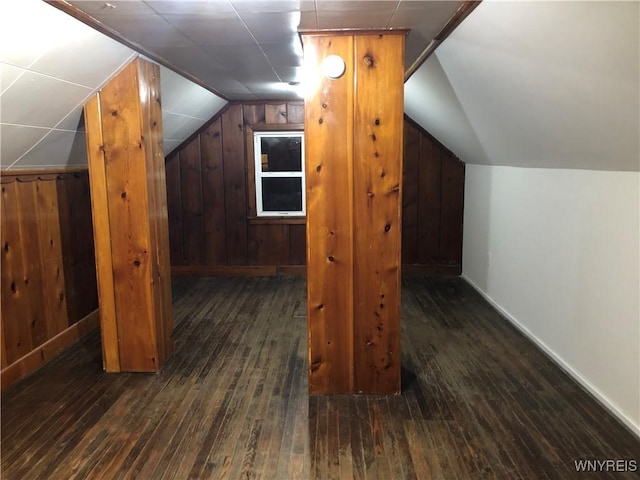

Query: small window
[[254, 131, 305, 217]]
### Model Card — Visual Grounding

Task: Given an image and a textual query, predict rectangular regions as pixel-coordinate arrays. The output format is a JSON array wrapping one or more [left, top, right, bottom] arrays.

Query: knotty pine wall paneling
[[165, 101, 307, 274], [165, 104, 464, 275], [304, 35, 355, 395], [402, 117, 465, 273], [85, 57, 173, 373], [0, 171, 98, 390], [303, 31, 405, 395]]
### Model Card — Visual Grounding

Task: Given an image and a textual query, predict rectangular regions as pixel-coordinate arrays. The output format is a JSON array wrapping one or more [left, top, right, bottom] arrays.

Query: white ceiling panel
[[1, 70, 92, 128], [407, 1, 639, 171], [230, 0, 316, 14], [164, 14, 256, 46], [65, 1, 157, 16], [316, 1, 398, 13], [56, 106, 86, 132], [10, 129, 87, 169], [192, 95, 228, 121], [0, 124, 50, 168], [96, 14, 195, 47], [163, 139, 183, 154], [162, 112, 205, 141], [28, 36, 135, 89], [0, 62, 24, 95], [148, 1, 236, 16], [240, 12, 301, 43]]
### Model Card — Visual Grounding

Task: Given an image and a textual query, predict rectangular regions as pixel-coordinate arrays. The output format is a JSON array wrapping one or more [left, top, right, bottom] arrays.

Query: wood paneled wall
[[166, 104, 464, 275], [166, 101, 307, 274], [402, 116, 465, 274], [85, 58, 173, 373], [1, 170, 98, 390]]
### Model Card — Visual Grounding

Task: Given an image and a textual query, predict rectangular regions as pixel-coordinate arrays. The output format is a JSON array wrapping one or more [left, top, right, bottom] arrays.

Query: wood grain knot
[[59, 292, 65, 301], [384, 223, 391, 232], [363, 55, 374, 67], [10, 282, 16, 293], [318, 118, 324, 124], [316, 165, 322, 172], [121, 192, 127, 199], [327, 256, 335, 262], [322, 103, 327, 109], [4, 242, 8, 251], [111, 110, 118, 116], [317, 304, 324, 310], [134, 260, 141, 267], [375, 118, 380, 125], [370, 133, 377, 141]]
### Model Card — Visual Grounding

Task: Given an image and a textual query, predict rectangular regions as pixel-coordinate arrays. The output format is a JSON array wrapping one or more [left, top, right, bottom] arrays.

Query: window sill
[[248, 216, 306, 225]]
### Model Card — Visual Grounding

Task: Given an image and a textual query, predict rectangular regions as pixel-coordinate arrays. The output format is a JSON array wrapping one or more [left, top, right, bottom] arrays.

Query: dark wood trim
[[171, 265, 307, 276], [0, 166, 88, 178], [46, 0, 228, 101], [0, 309, 100, 392], [248, 217, 306, 225], [404, 1, 482, 81], [298, 29, 409, 37]]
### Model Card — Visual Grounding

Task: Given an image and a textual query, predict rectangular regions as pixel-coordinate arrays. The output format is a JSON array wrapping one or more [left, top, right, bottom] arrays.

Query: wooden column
[[84, 58, 173, 372], [303, 32, 405, 394]]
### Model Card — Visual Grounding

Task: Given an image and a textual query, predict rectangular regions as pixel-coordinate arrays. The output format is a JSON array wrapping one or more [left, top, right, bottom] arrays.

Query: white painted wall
[[463, 164, 640, 434], [405, 1, 639, 172]]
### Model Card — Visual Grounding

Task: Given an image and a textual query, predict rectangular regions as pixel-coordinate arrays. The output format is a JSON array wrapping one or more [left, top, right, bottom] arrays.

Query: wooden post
[[303, 32, 405, 394], [84, 58, 173, 372]]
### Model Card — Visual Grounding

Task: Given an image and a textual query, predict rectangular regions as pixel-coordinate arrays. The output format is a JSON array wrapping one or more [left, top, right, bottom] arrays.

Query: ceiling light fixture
[[322, 55, 346, 79]]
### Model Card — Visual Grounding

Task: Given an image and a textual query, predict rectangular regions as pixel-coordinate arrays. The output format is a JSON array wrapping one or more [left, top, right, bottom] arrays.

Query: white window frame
[[253, 130, 306, 217]]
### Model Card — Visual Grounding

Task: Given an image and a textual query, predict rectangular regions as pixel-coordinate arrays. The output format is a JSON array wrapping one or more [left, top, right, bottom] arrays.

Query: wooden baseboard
[[171, 265, 307, 276], [402, 264, 461, 276], [1, 309, 100, 392], [171, 264, 459, 277]]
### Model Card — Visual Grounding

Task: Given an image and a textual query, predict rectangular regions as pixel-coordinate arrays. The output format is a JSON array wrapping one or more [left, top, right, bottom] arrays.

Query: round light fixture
[[322, 55, 346, 79]]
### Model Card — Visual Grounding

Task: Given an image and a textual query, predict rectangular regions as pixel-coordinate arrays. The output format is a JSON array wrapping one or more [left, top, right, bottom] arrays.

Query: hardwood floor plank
[[2, 276, 638, 480]]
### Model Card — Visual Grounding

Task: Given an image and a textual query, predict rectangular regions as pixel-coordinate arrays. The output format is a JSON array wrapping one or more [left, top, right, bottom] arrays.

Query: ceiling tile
[[28, 35, 135, 89], [389, 1, 461, 30], [0, 62, 24, 95], [273, 66, 304, 83], [147, 1, 236, 15], [56, 106, 86, 132], [241, 12, 301, 43], [162, 77, 220, 116], [0, 124, 49, 167], [1, 70, 92, 128], [192, 96, 228, 121], [68, 1, 158, 16], [261, 41, 303, 67], [298, 11, 318, 30], [162, 112, 203, 140], [316, 10, 394, 29], [230, 0, 316, 14], [10, 129, 87, 169], [164, 14, 255, 46], [316, 1, 398, 13], [163, 139, 182, 155], [96, 14, 195, 47]]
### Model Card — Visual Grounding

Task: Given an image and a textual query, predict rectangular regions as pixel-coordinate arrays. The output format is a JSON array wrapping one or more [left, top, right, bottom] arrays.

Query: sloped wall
[[1, 171, 98, 390]]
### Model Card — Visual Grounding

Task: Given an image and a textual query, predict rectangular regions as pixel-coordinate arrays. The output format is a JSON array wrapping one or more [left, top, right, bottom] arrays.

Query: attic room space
[[1, 0, 638, 478]]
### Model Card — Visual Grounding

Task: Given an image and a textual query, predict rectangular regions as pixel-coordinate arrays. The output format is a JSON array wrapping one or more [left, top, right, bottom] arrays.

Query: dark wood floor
[[1, 276, 638, 479]]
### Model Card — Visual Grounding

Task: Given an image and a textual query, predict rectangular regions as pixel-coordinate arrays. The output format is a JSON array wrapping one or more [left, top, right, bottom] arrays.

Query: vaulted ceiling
[[1, 1, 638, 173]]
